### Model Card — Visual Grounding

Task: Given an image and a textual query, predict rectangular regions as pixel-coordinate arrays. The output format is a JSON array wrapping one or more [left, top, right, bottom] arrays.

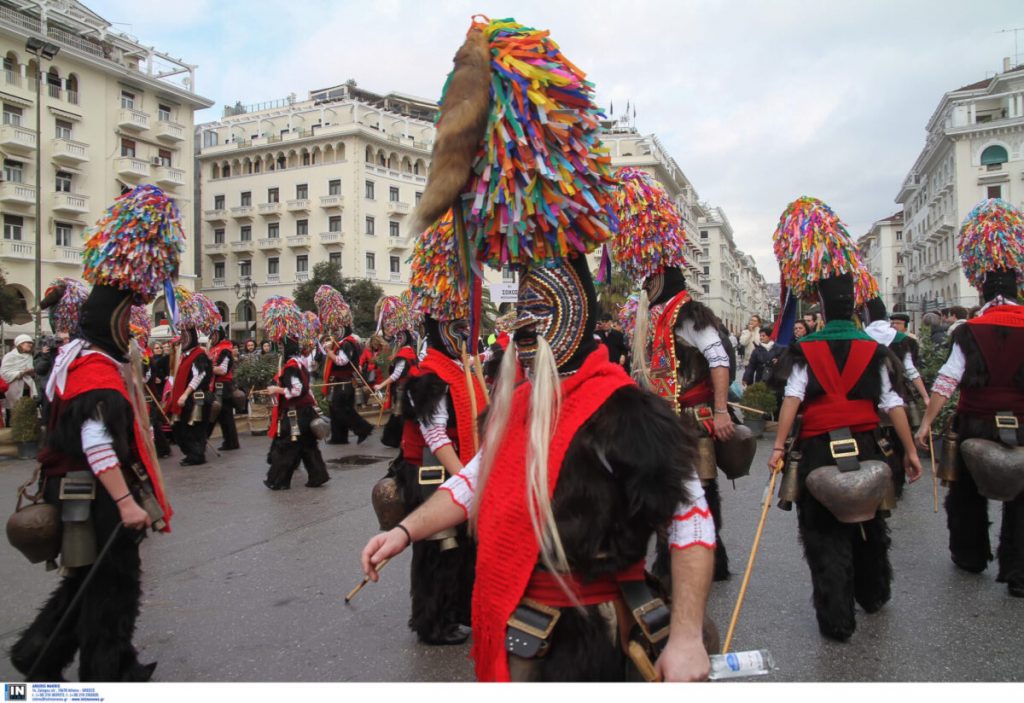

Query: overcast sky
[[88, 0, 1022, 283]]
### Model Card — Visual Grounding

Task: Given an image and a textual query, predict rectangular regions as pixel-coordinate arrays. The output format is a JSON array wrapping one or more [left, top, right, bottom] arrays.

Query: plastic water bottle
[[708, 649, 775, 680]]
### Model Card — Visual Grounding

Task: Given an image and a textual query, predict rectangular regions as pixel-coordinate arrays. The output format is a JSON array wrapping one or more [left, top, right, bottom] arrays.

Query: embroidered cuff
[[440, 473, 474, 517], [85, 444, 119, 477], [932, 374, 959, 399], [668, 496, 717, 551]]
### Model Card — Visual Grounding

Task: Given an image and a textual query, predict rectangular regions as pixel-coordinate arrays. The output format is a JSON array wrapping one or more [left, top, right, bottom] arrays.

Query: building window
[[240, 225, 252, 241], [389, 221, 400, 238], [240, 259, 251, 277], [896, 230, 903, 242], [980, 144, 1008, 167], [120, 90, 135, 109], [699, 230, 708, 240], [296, 183, 308, 200], [214, 195, 225, 209], [702, 265, 709, 276], [54, 222, 72, 247], [390, 255, 401, 274], [702, 285, 710, 294], [120, 139, 136, 158], [268, 257, 279, 276], [3, 159, 24, 183], [415, 191, 423, 205], [213, 261, 225, 279], [296, 219, 308, 236], [55, 171, 72, 192], [158, 104, 172, 122], [365, 252, 376, 274], [302, 152, 310, 166], [389, 186, 400, 202], [329, 179, 341, 196], [329, 252, 341, 267], [157, 149, 172, 167], [2, 103, 22, 126], [987, 185, 1002, 199], [4, 214, 24, 240], [267, 187, 279, 203], [365, 216, 375, 236], [241, 191, 252, 206], [268, 222, 280, 239], [365, 180, 375, 200], [214, 228, 225, 244], [329, 215, 342, 232], [203, 131, 219, 148], [55, 119, 72, 140], [296, 255, 308, 273]]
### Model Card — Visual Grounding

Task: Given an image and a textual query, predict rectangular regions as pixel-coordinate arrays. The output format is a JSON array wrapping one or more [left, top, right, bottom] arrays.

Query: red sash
[[799, 340, 879, 439], [472, 347, 633, 682], [418, 349, 486, 464], [524, 560, 646, 608], [60, 354, 173, 532], [209, 340, 234, 382], [167, 346, 206, 414], [649, 291, 689, 415]]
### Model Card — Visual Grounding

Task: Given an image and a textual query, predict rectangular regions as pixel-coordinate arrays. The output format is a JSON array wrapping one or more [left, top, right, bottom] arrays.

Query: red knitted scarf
[[62, 353, 173, 532], [209, 340, 234, 381], [419, 349, 486, 464], [167, 346, 206, 414], [967, 304, 1024, 329], [472, 347, 633, 682]]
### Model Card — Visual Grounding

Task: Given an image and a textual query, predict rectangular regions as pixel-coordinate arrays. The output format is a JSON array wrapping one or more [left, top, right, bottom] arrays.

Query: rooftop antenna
[[998, 27, 1024, 69]]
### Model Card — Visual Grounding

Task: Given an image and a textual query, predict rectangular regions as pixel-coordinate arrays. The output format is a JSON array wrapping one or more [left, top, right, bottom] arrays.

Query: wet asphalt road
[[0, 416, 1021, 682]]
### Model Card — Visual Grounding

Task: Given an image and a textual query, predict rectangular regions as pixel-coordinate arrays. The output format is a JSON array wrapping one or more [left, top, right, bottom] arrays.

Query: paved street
[[1, 418, 1021, 683]]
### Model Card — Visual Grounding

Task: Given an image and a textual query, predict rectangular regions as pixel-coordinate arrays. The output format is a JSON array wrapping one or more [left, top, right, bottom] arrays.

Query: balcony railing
[[51, 191, 89, 215], [4, 68, 21, 87], [0, 181, 36, 205], [318, 231, 343, 245], [57, 246, 83, 263], [213, 277, 226, 287], [0, 240, 34, 259], [320, 195, 345, 209], [387, 201, 410, 216], [204, 208, 229, 221], [287, 235, 311, 248], [204, 241, 227, 252], [287, 198, 311, 212], [230, 206, 254, 218], [258, 237, 282, 249], [114, 156, 150, 180], [296, 271, 309, 282], [266, 274, 281, 284], [230, 240, 255, 251], [154, 165, 185, 188], [156, 120, 185, 142], [365, 269, 377, 280], [258, 202, 281, 216], [117, 108, 150, 131], [51, 138, 89, 163], [0, 124, 37, 153]]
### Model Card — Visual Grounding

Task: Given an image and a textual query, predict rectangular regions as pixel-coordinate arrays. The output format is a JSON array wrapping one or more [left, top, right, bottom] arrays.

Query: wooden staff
[[144, 384, 221, 459], [470, 353, 490, 404], [627, 640, 662, 683], [929, 432, 939, 514], [344, 557, 390, 604], [461, 343, 480, 453], [729, 402, 769, 416], [722, 459, 783, 653]]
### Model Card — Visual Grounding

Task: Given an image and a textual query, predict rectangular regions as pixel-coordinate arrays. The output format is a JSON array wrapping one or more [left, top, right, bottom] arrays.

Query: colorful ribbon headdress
[[610, 167, 687, 281], [261, 296, 304, 342], [408, 210, 470, 322], [42, 277, 89, 336], [957, 198, 1024, 295], [173, 286, 221, 336], [314, 284, 352, 332]]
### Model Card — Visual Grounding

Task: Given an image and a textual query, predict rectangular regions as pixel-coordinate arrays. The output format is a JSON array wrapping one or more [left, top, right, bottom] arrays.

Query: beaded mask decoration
[[438, 318, 471, 359], [512, 259, 588, 368]]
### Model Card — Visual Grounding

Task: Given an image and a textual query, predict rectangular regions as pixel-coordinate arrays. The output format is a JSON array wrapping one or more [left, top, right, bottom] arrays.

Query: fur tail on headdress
[[408, 25, 491, 237]]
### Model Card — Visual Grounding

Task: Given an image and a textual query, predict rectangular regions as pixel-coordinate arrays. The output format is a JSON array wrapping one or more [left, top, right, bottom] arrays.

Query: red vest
[[209, 341, 234, 382], [799, 340, 880, 439], [958, 305, 1024, 417], [269, 359, 317, 439]]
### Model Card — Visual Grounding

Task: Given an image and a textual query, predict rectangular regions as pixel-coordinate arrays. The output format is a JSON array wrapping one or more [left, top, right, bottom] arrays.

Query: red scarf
[[799, 340, 879, 439], [419, 349, 486, 463], [967, 304, 1024, 329], [472, 347, 633, 682], [209, 340, 234, 381], [167, 346, 206, 414], [61, 353, 173, 532], [649, 291, 690, 415]]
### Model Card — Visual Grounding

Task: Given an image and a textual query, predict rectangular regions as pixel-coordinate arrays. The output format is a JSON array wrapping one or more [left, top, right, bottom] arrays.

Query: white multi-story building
[[195, 82, 437, 337], [0, 0, 212, 342], [896, 59, 1024, 324], [857, 211, 906, 312]]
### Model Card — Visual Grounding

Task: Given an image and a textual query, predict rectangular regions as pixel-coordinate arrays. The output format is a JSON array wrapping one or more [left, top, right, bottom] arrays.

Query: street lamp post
[[233, 277, 258, 341], [25, 38, 60, 342]]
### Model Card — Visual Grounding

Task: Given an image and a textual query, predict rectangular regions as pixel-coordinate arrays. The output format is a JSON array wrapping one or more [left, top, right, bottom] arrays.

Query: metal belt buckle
[[193, 392, 205, 402], [829, 438, 859, 459], [995, 415, 1019, 430], [632, 598, 670, 644], [59, 476, 96, 501], [508, 598, 561, 641], [692, 405, 714, 423], [418, 466, 446, 485]]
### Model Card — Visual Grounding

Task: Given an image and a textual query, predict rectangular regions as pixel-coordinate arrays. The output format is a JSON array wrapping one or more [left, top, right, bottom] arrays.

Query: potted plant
[[10, 396, 40, 460], [234, 355, 278, 436], [740, 382, 777, 438]]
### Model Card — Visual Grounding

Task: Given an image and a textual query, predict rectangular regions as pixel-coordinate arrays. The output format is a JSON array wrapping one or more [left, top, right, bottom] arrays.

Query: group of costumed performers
[[913, 198, 1024, 597], [10, 184, 179, 681], [611, 166, 743, 584], [373, 295, 420, 448], [165, 287, 220, 467], [315, 286, 374, 445], [767, 196, 923, 641], [207, 324, 240, 452], [361, 16, 715, 682], [263, 296, 330, 490], [378, 212, 487, 646]]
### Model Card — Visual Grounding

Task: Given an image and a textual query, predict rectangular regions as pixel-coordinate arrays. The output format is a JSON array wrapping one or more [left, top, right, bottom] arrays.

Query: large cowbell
[[960, 439, 1024, 502], [805, 460, 891, 524], [716, 424, 756, 480], [371, 475, 406, 531]]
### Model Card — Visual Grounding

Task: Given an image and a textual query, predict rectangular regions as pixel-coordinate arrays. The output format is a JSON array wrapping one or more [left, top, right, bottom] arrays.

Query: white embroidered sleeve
[[878, 367, 904, 411], [784, 363, 808, 400], [387, 359, 407, 383], [282, 375, 303, 399], [440, 451, 480, 518], [902, 352, 920, 381], [419, 398, 452, 453], [676, 320, 730, 369], [668, 477, 716, 550], [932, 343, 965, 398], [332, 349, 351, 366], [81, 419, 119, 476], [187, 365, 206, 390]]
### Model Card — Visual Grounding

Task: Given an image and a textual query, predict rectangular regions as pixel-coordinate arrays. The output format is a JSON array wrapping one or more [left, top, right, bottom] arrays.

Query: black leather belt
[[828, 427, 861, 472], [996, 412, 1020, 447], [620, 579, 671, 648], [506, 598, 561, 659]]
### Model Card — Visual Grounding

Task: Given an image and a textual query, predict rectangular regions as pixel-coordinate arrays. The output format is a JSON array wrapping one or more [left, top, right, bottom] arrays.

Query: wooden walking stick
[[729, 402, 768, 416], [461, 343, 480, 453], [470, 353, 490, 404], [344, 557, 391, 603], [929, 431, 939, 513], [722, 459, 783, 653]]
